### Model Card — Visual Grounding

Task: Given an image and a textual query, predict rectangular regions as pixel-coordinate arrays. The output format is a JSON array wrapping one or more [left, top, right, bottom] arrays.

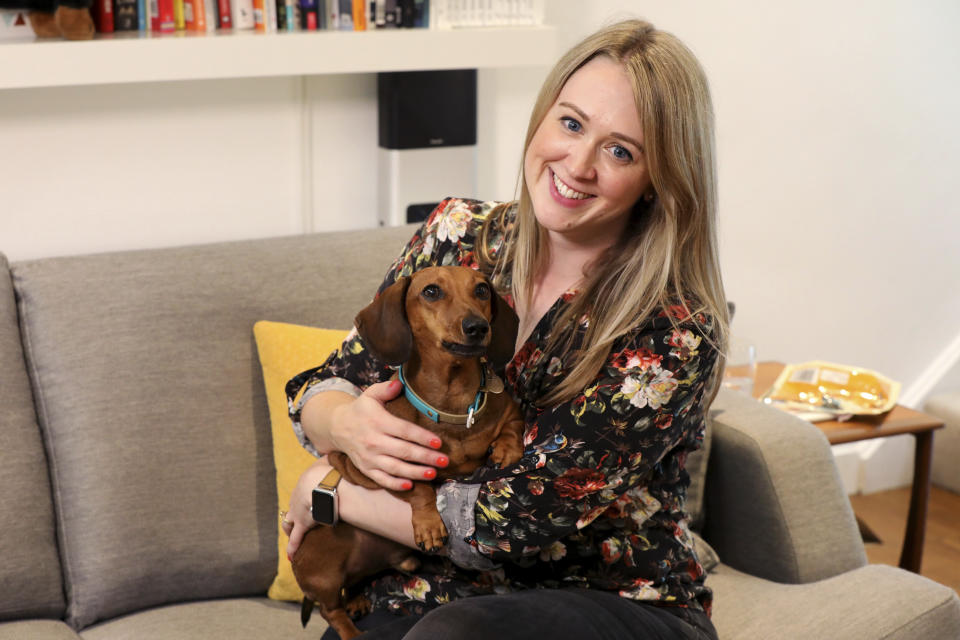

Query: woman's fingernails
[[389, 380, 402, 392], [436, 455, 449, 467], [423, 468, 436, 479], [430, 438, 442, 449], [402, 480, 413, 490]]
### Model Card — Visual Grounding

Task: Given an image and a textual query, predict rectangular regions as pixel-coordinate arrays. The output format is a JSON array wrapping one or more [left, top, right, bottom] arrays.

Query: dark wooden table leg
[[899, 431, 934, 572]]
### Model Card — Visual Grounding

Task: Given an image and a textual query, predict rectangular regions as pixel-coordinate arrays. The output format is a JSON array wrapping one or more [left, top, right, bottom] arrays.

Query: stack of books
[[0, 0, 542, 38]]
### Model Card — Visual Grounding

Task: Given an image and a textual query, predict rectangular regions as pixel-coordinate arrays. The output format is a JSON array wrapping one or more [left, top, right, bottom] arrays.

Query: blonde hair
[[480, 19, 729, 407]]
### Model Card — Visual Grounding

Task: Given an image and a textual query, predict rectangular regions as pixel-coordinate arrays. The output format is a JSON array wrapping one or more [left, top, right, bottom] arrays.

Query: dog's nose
[[462, 316, 489, 343]]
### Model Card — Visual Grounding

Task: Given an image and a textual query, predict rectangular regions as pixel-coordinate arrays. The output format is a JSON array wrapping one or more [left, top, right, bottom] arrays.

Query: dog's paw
[[413, 513, 449, 553], [488, 438, 523, 469]]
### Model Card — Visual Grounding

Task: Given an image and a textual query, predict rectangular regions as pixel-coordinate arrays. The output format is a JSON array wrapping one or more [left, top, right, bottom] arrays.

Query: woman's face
[[524, 56, 652, 249]]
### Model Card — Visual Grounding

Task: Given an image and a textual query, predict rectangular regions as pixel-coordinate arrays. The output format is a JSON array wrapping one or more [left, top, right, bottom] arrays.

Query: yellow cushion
[[253, 320, 349, 602]]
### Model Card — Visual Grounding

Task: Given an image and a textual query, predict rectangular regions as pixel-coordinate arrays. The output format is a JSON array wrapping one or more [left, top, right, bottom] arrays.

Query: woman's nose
[[567, 143, 597, 181]]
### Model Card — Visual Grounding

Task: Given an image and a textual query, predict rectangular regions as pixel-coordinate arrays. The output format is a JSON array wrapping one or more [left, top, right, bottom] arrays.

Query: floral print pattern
[[287, 197, 719, 619]]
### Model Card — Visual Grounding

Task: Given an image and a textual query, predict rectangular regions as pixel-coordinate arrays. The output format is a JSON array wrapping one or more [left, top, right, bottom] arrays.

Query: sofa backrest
[[0, 254, 66, 622], [10, 226, 415, 629]]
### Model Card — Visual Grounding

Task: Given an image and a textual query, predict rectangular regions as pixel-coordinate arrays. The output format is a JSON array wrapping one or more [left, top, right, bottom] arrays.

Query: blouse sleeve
[[439, 311, 720, 568]]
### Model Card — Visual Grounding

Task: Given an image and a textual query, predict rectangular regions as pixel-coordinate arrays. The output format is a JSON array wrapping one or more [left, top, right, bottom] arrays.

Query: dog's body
[[291, 266, 526, 640]]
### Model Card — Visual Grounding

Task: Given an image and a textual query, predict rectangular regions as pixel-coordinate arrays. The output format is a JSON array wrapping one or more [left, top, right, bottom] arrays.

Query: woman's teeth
[[553, 172, 590, 200]]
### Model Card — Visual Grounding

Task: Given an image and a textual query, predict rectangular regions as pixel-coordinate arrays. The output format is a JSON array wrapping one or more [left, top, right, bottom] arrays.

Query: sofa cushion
[[11, 226, 416, 629], [0, 620, 81, 640], [79, 597, 305, 640], [709, 562, 960, 640], [252, 320, 350, 602], [0, 254, 65, 622]]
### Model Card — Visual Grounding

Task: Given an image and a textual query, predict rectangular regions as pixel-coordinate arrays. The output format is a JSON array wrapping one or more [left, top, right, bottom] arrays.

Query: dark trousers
[[320, 589, 718, 640]]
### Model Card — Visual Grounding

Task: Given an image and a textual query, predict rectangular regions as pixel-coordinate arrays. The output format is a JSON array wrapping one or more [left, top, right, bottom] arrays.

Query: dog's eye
[[474, 283, 491, 300], [421, 284, 443, 301]]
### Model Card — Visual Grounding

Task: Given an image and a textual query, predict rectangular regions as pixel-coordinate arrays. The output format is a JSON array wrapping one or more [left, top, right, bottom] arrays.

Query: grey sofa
[[2, 226, 958, 640]]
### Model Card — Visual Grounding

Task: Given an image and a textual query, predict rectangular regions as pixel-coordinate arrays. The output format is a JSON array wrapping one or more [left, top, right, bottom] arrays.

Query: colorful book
[[183, 0, 205, 30], [136, 0, 147, 30], [282, 0, 295, 30], [252, 0, 265, 31], [157, 0, 175, 32], [172, 0, 184, 28], [299, 0, 316, 29], [216, 0, 231, 27], [94, 0, 114, 32], [114, 0, 138, 30], [351, 0, 365, 29]]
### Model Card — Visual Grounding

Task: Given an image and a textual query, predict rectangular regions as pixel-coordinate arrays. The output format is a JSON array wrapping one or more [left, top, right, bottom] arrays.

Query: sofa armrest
[[702, 388, 867, 583]]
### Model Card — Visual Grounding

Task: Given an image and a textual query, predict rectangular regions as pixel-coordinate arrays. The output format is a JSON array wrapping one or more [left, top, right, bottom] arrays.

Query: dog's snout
[[462, 316, 489, 343]]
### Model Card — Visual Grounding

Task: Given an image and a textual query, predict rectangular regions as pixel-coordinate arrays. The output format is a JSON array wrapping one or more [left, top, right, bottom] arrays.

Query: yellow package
[[761, 361, 899, 417]]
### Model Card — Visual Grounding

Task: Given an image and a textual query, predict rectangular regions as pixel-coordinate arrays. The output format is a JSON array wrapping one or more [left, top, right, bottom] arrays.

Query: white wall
[[2, 1, 958, 491]]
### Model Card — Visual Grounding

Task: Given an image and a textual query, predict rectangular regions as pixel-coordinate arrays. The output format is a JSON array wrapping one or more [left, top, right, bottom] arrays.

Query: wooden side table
[[741, 361, 944, 573]]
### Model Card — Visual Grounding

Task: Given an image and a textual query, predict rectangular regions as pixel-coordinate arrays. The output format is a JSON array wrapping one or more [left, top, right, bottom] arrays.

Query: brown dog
[[291, 266, 526, 639]]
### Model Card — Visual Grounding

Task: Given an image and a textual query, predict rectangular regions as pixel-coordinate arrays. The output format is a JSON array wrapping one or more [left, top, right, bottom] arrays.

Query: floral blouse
[[287, 197, 719, 617]]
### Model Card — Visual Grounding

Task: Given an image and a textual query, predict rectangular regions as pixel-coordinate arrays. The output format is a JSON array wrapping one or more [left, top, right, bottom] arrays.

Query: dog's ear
[[487, 287, 519, 370], [354, 276, 413, 366]]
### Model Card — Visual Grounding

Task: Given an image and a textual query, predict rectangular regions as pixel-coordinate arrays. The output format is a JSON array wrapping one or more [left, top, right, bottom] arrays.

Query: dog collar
[[397, 364, 499, 429]]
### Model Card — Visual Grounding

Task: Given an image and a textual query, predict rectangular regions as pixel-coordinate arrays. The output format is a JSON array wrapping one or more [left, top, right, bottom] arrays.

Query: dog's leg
[[393, 482, 448, 552], [329, 451, 381, 491], [487, 404, 526, 469]]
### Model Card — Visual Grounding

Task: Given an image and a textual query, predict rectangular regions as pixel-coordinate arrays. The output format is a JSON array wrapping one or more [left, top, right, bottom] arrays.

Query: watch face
[[312, 488, 336, 525]]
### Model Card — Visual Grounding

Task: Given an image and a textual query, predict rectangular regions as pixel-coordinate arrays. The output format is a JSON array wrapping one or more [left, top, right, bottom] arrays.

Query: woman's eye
[[474, 283, 491, 300], [561, 116, 582, 133], [611, 144, 633, 162], [421, 285, 443, 301]]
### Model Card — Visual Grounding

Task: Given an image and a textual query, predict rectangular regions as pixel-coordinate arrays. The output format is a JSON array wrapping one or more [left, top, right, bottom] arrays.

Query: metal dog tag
[[484, 371, 505, 394]]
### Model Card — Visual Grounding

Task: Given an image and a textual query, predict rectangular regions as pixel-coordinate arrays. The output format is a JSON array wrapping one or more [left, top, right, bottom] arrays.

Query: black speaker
[[377, 69, 477, 150]]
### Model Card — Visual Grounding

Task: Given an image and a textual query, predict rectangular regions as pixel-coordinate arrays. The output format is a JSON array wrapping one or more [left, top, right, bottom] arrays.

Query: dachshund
[[291, 266, 526, 639]]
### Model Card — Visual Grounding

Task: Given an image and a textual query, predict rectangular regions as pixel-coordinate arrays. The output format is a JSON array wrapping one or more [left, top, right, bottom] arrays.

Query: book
[[217, 0, 231, 28], [184, 0, 206, 30], [336, 0, 351, 29], [157, 0, 175, 31], [203, 0, 217, 30], [299, 0, 317, 29], [252, 0, 265, 31], [173, 0, 185, 29], [351, 0, 365, 29], [115, 0, 139, 30], [283, 0, 295, 30], [231, 0, 255, 28], [136, 0, 147, 30], [94, 0, 114, 33]]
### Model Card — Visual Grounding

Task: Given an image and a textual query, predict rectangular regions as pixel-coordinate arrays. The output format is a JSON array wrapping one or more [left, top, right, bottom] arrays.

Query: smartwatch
[[311, 468, 342, 526]]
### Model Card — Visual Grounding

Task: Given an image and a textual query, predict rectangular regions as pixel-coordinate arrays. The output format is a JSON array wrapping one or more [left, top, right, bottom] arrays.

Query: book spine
[[173, 0, 185, 29], [95, 0, 114, 33], [157, 0, 174, 31], [351, 0, 365, 30], [203, 0, 217, 30], [299, 0, 317, 29], [136, 0, 147, 30], [115, 0, 139, 30], [283, 0, 295, 30], [217, 0, 231, 28], [231, 0, 254, 28], [252, 0, 265, 31]]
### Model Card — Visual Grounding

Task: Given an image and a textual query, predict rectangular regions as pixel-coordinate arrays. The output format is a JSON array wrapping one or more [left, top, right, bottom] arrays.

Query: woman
[[283, 18, 728, 640]]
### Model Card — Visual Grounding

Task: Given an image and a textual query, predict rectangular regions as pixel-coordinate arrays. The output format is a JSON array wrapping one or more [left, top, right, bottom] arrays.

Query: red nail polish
[[436, 455, 449, 468], [402, 480, 413, 490], [424, 468, 436, 479], [430, 438, 442, 449]]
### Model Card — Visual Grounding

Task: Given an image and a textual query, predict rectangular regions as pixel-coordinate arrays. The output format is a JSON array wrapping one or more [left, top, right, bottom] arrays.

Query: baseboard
[[900, 329, 960, 408]]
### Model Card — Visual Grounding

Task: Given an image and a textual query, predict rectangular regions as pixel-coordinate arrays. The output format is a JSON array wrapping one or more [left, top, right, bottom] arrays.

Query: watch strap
[[317, 468, 341, 491]]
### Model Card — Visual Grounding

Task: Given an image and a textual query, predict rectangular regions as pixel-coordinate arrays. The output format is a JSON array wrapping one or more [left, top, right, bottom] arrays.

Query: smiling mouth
[[442, 341, 486, 357], [552, 170, 592, 200]]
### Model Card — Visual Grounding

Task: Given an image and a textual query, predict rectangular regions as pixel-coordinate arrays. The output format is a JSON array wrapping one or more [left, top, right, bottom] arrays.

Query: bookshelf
[[0, 25, 556, 90]]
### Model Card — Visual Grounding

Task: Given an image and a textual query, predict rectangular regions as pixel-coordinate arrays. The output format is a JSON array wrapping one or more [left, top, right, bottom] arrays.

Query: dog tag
[[466, 406, 475, 429], [484, 371, 505, 394]]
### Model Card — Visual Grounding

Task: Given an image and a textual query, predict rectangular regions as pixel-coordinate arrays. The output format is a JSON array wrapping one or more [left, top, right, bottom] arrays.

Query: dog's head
[[355, 266, 518, 369]]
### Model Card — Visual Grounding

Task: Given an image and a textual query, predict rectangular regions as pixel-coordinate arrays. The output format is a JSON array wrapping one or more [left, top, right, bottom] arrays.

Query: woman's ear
[[354, 277, 413, 366], [487, 286, 519, 371]]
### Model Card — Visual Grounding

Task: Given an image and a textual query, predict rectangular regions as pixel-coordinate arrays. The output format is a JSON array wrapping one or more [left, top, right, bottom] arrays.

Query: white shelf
[[0, 25, 556, 90]]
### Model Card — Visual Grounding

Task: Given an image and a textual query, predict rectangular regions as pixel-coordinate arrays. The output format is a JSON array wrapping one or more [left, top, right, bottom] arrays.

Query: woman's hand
[[322, 379, 449, 491], [282, 456, 332, 561]]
